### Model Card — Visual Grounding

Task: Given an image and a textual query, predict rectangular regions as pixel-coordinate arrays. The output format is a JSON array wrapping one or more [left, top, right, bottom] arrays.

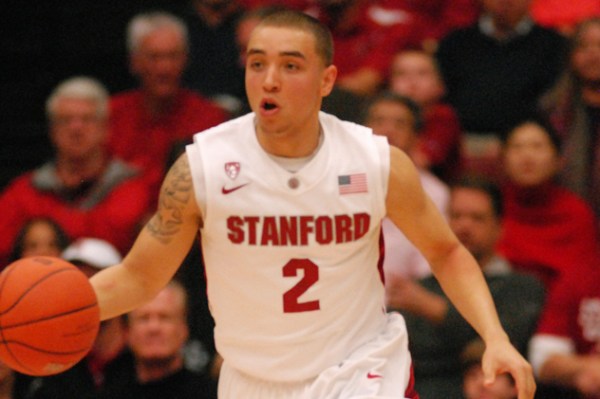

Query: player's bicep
[[122, 154, 201, 286], [146, 153, 202, 242], [90, 154, 203, 319]]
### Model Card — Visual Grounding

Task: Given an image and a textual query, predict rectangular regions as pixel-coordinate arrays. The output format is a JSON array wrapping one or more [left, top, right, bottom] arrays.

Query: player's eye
[[248, 60, 264, 70]]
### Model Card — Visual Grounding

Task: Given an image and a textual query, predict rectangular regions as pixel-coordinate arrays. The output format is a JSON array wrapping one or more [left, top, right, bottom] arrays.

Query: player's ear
[[320, 65, 337, 97]]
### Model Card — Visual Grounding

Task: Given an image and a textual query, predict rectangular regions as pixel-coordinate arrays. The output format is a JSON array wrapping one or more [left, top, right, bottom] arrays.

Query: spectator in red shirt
[[398, 0, 481, 52], [109, 11, 229, 197], [388, 48, 463, 182], [0, 76, 153, 267], [530, 0, 600, 36], [529, 266, 600, 398], [304, 0, 422, 96], [497, 116, 600, 297]]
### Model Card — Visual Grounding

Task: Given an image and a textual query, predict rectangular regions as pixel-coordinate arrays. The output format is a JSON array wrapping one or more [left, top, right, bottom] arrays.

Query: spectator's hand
[[482, 337, 536, 399], [386, 275, 421, 311], [386, 275, 447, 324], [575, 356, 600, 396]]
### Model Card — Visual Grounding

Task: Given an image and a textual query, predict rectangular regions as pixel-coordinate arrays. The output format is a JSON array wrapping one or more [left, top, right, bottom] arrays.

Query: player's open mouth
[[260, 99, 279, 114]]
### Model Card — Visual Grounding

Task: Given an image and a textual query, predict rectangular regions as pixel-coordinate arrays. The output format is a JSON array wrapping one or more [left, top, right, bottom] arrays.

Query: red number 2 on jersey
[[282, 259, 320, 313]]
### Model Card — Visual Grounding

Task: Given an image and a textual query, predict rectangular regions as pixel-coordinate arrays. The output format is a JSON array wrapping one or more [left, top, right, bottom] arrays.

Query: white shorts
[[218, 312, 419, 399]]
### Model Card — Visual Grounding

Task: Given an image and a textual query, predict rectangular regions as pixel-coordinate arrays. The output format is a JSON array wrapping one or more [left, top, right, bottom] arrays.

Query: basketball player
[[90, 9, 535, 399]]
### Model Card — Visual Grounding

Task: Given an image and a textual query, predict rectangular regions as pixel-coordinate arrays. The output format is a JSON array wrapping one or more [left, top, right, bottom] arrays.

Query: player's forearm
[[90, 262, 161, 320], [430, 243, 507, 343], [89, 225, 193, 320]]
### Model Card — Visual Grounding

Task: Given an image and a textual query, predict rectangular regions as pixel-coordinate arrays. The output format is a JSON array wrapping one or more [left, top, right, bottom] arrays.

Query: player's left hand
[[481, 337, 536, 399]]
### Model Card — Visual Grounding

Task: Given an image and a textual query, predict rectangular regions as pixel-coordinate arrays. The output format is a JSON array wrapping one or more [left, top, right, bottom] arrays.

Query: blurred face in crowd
[[19, 220, 64, 259], [127, 285, 188, 366], [572, 20, 600, 86], [389, 51, 445, 107], [366, 99, 416, 152], [464, 363, 517, 399], [131, 27, 187, 100], [481, 0, 532, 30], [50, 97, 107, 161], [503, 122, 560, 187], [449, 187, 500, 265]]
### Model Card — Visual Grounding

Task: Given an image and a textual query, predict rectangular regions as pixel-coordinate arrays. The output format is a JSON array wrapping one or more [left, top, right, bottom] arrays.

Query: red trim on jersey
[[404, 363, 420, 398], [377, 226, 385, 284]]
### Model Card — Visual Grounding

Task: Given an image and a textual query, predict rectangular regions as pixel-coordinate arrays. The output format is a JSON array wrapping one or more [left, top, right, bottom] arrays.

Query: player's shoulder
[[319, 111, 371, 135], [319, 111, 385, 151], [192, 112, 254, 143]]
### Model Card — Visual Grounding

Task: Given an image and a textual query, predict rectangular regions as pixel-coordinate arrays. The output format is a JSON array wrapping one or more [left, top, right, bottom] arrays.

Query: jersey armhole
[[373, 135, 390, 202], [185, 142, 208, 220]]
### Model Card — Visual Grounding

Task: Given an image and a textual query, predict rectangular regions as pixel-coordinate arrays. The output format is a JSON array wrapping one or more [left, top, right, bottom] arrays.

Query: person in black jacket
[[387, 177, 546, 399]]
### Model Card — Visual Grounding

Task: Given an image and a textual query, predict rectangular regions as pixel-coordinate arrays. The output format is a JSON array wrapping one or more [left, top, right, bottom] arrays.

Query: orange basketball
[[0, 256, 100, 376]]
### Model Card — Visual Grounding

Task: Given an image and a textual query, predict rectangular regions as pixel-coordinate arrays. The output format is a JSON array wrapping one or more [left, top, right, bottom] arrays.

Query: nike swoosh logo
[[222, 183, 250, 195], [367, 372, 383, 379]]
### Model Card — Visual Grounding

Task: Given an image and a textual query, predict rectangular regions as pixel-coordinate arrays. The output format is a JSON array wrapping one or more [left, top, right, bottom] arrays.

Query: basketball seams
[[0, 267, 77, 316], [0, 302, 98, 331], [0, 339, 92, 356], [0, 256, 100, 376], [0, 302, 98, 375], [0, 264, 15, 371], [0, 337, 91, 374]]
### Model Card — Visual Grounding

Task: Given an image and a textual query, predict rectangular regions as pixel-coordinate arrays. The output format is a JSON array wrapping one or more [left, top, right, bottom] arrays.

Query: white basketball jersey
[[186, 112, 390, 382]]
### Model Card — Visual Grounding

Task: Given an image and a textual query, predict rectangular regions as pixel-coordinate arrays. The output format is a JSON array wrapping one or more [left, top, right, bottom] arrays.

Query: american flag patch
[[338, 173, 368, 195]]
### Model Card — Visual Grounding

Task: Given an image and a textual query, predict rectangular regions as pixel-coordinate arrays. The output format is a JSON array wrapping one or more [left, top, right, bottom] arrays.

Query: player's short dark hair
[[256, 9, 334, 66]]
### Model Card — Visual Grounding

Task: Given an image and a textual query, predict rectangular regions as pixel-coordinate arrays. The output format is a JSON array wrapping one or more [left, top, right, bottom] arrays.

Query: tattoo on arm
[[146, 155, 192, 244]]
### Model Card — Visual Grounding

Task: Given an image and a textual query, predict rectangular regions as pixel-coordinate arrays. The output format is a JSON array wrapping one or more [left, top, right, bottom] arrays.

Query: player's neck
[[269, 133, 324, 172], [255, 119, 322, 158]]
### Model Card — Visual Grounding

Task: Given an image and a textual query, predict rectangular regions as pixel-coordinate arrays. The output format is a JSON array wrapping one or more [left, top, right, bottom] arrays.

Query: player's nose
[[262, 65, 281, 92]]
